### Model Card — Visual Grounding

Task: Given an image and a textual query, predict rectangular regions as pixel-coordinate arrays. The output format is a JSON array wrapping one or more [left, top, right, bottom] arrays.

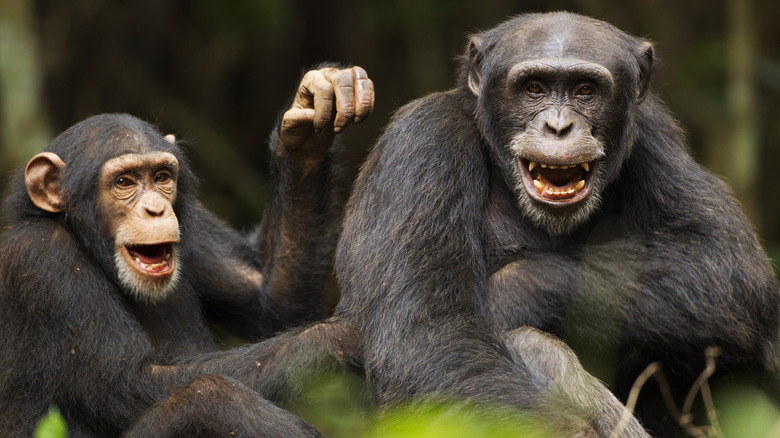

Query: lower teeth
[[134, 257, 168, 270], [534, 179, 585, 196]]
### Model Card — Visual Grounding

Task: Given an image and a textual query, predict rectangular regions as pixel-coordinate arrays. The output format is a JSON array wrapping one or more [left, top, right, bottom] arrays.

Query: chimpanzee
[[0, 66, 374, 437], [333, 12, 779, 437]]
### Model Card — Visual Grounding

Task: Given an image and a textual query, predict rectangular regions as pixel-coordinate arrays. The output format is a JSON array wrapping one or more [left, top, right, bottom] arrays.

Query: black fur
[[0, 113, 343, 436], [335, 12, 779, 437]]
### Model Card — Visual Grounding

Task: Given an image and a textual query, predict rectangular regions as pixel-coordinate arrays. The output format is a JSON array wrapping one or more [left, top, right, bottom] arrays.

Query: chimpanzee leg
[[504, 327, 649, 438], [123, 374, 321, 438]]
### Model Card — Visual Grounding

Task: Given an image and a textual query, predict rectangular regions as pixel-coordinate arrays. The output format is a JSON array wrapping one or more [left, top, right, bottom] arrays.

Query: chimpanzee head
[[23, 114, 198, 302], [465, 12, 654, 235]]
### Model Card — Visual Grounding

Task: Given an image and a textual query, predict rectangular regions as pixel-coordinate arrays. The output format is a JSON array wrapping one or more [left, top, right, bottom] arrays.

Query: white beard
[[114, 248, 181, 304], [510, 163, 606, 236]]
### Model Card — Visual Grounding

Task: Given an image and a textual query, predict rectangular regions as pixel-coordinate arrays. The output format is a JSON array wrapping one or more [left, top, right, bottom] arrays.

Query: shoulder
[[385, 90, 477, 140], [0, 222, 100, 304], [364, 90, 483, 175], [1, 221, 79, 264], [346, 89, 489, 218]]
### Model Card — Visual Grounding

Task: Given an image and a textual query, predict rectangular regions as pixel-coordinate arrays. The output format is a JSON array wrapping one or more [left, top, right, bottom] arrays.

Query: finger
[[292, 71, 316, 110], [310, 73, 336, 134], [281, 107, 316, 136], [293, 71, 335, 134], [351, 66, 374, 124], [322, 68, 356, 134], [279, 107, 317, 149]]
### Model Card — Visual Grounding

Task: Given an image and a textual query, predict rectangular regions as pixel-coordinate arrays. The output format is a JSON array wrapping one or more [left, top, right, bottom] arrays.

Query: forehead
[[60, 117, 171, 158], [491, 14, 631, 68], [101, 152, 179, 177]]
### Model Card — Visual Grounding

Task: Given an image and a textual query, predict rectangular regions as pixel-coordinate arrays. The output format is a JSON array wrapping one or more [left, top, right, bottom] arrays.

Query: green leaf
[[34, 406, 68, 438]]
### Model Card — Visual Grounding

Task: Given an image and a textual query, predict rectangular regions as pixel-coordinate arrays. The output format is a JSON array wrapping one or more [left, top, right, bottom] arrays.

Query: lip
[[518, 159, 596, 208], [120, 242, 176, 277]]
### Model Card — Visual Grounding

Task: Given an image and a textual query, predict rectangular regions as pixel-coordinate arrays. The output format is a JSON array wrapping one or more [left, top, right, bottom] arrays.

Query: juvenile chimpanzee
[[334, 12, 779, 437], [0, 66, 374, 437]]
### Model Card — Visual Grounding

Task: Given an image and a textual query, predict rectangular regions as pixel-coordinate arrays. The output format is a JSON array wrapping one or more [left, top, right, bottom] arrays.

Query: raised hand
[[279, 66, 374, 163]]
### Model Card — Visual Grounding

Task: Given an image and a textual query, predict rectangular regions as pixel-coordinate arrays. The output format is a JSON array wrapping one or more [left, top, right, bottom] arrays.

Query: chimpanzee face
[[24, 125, 184, 303], [467, 13, 653, 235], [99, 151, 181, 303], [502, 58, 612, 232]]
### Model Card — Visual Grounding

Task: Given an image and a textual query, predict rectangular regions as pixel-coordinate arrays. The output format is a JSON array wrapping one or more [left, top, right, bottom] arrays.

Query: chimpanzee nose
[[544, 110, 574, 137], [142, 193, 169, 217]]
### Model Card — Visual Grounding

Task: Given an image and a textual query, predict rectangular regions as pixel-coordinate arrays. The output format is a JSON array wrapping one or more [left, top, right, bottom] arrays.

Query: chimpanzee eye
[[115, 176, 135, 188], [575, 84, 595, 97], [154, 172, 172, 183], [527, 82, 544, 94]]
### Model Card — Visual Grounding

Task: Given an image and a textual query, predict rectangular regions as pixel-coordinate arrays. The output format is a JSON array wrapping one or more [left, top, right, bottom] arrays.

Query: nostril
[[144, 202, 167, 217], [145, 207, 164, 217], [546, 120, 574, 137]]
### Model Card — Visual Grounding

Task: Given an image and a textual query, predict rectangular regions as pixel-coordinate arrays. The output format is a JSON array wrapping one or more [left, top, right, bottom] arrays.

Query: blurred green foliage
[[293, 372, 561, 438], [369, 402, 557, 438], [293, 372, 780, 438], [714, 380, 780, 438], [34, 406, 67, 438]]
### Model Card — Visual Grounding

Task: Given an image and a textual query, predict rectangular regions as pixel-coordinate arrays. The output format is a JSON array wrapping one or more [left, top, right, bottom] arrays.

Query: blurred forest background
[[0, 0, 778, 255]]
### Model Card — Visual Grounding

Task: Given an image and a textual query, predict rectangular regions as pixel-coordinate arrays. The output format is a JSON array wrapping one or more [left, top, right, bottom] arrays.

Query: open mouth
[[519, 159, 596, 206], [122, 243, 176, 277]]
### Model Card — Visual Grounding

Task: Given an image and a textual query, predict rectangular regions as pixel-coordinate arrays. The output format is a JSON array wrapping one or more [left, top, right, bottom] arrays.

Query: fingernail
[[354, 116, 363, 124], [353, 67, 367, 79]]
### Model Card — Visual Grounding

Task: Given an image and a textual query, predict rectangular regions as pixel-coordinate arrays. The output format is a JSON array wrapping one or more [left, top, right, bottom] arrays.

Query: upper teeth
[[528, 161, 590, 172]]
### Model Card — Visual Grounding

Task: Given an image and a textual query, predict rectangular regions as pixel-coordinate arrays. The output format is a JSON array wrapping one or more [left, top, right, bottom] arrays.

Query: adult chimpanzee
[[0, 66, 374, 437], [333, 12, 779, 437]]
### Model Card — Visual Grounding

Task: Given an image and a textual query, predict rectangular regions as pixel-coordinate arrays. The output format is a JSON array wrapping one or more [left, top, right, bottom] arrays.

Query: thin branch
[[610, 348, 725, 438]]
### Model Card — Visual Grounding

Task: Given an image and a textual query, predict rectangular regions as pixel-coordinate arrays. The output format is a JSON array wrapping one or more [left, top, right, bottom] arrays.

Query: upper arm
[[335, 93, 490, 319]]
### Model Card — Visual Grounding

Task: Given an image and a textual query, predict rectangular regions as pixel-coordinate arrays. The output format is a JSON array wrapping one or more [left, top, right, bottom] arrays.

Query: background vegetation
[[3, 0, 779, 436]]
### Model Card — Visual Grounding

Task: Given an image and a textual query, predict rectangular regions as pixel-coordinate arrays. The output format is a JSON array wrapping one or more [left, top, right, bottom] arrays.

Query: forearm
[[254, 127, 343, 321], [162, 320, 360, 404]]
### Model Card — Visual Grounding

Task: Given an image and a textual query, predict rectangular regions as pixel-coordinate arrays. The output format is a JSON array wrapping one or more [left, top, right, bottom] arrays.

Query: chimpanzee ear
[[25, 152, 66, 213], [467, 36, 484, 96], [636, 41, 654, 103]]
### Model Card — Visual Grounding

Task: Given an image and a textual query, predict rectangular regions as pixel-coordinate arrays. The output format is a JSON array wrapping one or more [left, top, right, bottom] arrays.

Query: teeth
[[134, 255, 170, 270], [532, 179, 587, 197], [528, 162, 588, 171], [526, 159, 590, 198], [139, 260, 167, 270]]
